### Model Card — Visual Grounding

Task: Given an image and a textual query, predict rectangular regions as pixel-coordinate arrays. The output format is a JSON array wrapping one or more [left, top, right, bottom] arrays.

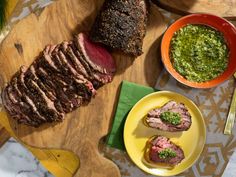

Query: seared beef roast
[[145, 101, 192, 131], [74, 33, 115, 88], [145, 136, 185, 166], [90, 0, 147, 57], [2, 33, 116, 127]]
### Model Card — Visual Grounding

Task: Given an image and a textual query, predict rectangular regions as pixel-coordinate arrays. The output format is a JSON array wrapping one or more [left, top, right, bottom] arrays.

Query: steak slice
[[73, 46, 114, 89], [61, 41, 90, 79], [52, 45, 96, 98], [17, 66, 64, 122], [64, 42, 106, 88], [34, 45, 60, 75], [75, 33, 116, 74], [145, 136, 185, 166], [69, 44, 105, 89], [90, 0, 147, 57], [2, 85, 35, 125], [11, 74, 47, 123], [4, 90, 42, 126], [25, 65, 56, 101], [33, 46, 73, 113], [2, 72, 22, 119], [2, 71, 46, 127], [72, 46, 105, 88], [10, 91, 45, 126], [63, 41, 107, 88], [73, 34, 115, 88], [35, 67, 74, 113], [145, 100, 192, 131], [35, 45, 94, 112]]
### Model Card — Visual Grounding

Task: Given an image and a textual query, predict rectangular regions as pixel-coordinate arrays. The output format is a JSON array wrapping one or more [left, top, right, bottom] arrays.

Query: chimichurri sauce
[[170, 24, 229, 82]]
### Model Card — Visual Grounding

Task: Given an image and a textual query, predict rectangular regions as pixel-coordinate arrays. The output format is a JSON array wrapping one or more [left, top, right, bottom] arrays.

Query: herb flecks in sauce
[[170, 24, 229, 82], [159, 148, 177, 159], [160, 111, 181, 125]]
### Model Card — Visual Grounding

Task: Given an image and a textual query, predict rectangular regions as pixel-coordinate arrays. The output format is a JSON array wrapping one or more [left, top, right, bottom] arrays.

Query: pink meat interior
[[80, 33, 116, 73]]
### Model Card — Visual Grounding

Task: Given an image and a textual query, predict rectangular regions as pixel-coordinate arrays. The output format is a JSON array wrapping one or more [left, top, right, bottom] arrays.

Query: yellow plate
[[123, 91, 206, 176]]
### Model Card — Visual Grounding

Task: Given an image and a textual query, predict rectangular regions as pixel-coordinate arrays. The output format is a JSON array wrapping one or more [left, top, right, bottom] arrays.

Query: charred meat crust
[[90, 0, 147, 57]]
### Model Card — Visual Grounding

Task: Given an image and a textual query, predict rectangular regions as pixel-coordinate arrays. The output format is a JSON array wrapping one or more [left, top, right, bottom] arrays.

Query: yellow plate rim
[[123, 91, 206, 176]]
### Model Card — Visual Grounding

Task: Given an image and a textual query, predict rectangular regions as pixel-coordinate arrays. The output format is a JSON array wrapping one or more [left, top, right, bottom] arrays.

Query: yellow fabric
[[5, 0, 18, 19]]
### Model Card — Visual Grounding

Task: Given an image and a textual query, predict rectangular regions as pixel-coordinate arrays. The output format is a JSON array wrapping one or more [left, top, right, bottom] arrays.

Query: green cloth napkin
[[106, 81, 156, 151]]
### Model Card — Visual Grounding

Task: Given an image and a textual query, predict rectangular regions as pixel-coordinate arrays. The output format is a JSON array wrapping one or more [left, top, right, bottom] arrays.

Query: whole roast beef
[[90, 0, 147, 57], [145, 100, 192, 131], [2, 33, 116, 127], [145, 135, 185, 166]]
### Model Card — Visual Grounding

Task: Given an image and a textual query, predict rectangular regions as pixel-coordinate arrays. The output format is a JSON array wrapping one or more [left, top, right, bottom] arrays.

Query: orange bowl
[[161, 14, 236, 88]]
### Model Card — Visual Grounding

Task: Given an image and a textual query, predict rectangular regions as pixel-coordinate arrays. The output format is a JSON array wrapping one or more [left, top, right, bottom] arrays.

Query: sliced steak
[[52, 45, 96, 98], [63, 41, 91, 79], [35, 45, 59, 72], [35, 45, 93, 112], [2, 71, 46, 127], [11, 74, 47, 124], [32, 46, 73, 113], [2, 72, 21, 118], [2, 33, 115, 127], [40, 42, 96, 110], [145, 100, 192, 131], [2, 85, 33, 125], [145, 136, 185, 166], [17, 66, 64, 122], [63, 41, 105, 88], [25, 65, 56, 101], [4, 91, 40, 126], [90, 0, 147, 57], [36, 67, 74, 113], [65, 42, 105, 88], [71, 47, 103, 88], [73, 34, 115, 88], [75, 33, 116, 74]]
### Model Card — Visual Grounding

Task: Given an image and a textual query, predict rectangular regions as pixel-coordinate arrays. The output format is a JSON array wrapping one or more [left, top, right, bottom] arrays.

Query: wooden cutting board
[[0, 0, 167, 176], [154, 0, 236, 20]]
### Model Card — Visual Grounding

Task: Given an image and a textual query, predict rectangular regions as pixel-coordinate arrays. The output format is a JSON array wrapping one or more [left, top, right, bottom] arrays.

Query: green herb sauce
[[170, 24, 229, 82], [160, 111, 181, 125], [159, 148, 177, 159]]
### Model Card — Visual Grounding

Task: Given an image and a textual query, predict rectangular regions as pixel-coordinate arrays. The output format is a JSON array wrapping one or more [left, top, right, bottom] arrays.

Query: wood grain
[[0, 0, 167, 176], [153, 0, 236, 20], [0, 124, 10, 147]]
